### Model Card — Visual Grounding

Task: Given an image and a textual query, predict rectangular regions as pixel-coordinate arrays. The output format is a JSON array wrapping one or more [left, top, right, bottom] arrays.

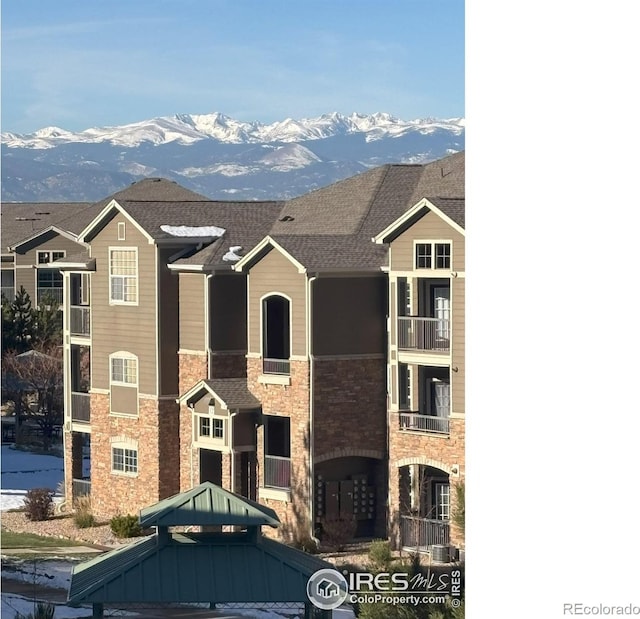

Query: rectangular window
[[199, 417, 211, 437], [111, 357, 137, 385], [415, 244, 432, 269], [112, 447, 138, 473], [1, 270, 15, 301], [117, 222, 126, 241], [37, 250, 65, 264], [415, 242, 451, 270], [109, 249, 137, 303], [212, 418, 224, 439]]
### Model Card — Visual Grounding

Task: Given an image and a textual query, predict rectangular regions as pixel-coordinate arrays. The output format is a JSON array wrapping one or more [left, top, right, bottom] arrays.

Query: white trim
[[258, 374, 291, 386], [78, 199, 155, 244], [166, 263, 206, 272], [413, 239, 453, 272], [36, 249, 67, 265], [373, 198, 465, 243], [9, 225, 83, 251], [155, 246, 160, 397], [117, 222, 126, 241], [259, 487, 291, 502], [108, 246, 139, 306], [109, 351, 139, 416], [110, 437, 139, 476], [178, 349, 208, 356], [233, 235, 306, 274]]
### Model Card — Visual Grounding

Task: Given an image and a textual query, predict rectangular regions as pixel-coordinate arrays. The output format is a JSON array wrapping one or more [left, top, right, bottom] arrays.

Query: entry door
[[433, 287, 450, 340]]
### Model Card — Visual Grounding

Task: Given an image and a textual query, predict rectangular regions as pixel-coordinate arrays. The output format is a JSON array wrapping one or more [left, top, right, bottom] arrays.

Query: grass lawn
[[1, 529, 85, 549]]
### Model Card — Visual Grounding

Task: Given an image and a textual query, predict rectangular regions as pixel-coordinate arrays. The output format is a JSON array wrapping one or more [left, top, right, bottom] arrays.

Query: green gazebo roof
[[138, 481, 280, 528]]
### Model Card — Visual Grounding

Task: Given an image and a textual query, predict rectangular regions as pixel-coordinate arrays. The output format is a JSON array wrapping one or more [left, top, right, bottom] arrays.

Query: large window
[[110, 356, 137, 385], [415, 242, 451, 270], [112, 447, 138, 474], [109, 249, 137, 304], [262, 295, 291, 374], [1, 270, 15, 301], [37, 269, 63, 304]]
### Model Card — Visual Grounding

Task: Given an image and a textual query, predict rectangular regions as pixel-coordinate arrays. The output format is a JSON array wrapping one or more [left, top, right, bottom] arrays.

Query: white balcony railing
[[397, 317, 450, 352], [70, 306, 91, 337], [398, 412, 450, 435], [264, 454, 291, 489], [71, 392, 90, 423], [263, 358, 290, 375], [37, 287, 63, 305]]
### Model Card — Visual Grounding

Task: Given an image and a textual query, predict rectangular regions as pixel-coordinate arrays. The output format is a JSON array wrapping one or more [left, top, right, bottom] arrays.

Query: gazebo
[[67, 482, 339, 618]]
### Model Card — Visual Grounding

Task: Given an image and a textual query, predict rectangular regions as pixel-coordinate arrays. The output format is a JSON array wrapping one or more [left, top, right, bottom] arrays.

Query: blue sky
[[0, 0, 464, 133]]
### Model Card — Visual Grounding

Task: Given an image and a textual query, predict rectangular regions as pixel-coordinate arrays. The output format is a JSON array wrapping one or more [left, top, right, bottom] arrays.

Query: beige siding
[[110, 385, 138, 415], [389, 210, 465, 273], [158, 248, 180, 395], [210, 274, 247, 352], [179, 273, 206, 351], [247, 248, 306, 357], [313, 277, 386, 356], [14, 231, 85, 302], [451, 278, 465, 414], [90, 216, 157, 395]]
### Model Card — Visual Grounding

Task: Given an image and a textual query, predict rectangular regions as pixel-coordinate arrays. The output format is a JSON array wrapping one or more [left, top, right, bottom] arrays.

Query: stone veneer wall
[[388, 417, 466, 548], [89, 393, 180, 520], [247, 357, 311, 542]]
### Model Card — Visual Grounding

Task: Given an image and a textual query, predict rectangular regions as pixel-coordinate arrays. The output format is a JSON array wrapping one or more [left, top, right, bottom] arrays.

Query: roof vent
[[279, 215, 295, 222]]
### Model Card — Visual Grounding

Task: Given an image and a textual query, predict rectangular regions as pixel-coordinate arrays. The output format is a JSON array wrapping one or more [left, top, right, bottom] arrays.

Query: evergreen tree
[[34, 293, 62, 348], [3, 286, 35, 353]]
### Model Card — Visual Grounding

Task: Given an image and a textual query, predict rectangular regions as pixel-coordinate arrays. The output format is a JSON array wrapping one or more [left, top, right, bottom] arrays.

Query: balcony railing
[[398, 317, 450, 352], [37, 287, 63, 305], [71, 392, 90, 423], [70, 306, 91, 336], [264, 454, 291, 489], [72, 478, 91, 499], [400, 515, 450, 550], [398, 412, 450, 435], [263, 358, 290, 375]]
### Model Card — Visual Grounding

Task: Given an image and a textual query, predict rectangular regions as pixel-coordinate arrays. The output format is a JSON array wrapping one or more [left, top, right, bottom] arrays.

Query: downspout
[[205, 274, 213, 378], [230, 410, 237, 493], [189, 403, 195, 488], [307, 275, 319, 546]]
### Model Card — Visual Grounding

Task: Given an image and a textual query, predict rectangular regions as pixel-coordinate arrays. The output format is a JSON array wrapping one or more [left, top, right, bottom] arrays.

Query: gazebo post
[[92, 602, 104, 618]]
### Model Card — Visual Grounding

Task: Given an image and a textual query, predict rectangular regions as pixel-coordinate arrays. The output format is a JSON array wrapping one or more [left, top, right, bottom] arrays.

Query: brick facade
[[388, 417, 466, 548], [89, 393, 180, 520]]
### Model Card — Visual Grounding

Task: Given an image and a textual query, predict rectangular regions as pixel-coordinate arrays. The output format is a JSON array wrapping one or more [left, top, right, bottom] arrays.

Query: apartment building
[[55, 151, 465, 552], [1, 202, 91, 305]]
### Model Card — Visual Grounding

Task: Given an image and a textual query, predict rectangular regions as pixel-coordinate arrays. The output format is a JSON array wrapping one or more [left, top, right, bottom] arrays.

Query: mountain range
[[1, 112, 465, 202]]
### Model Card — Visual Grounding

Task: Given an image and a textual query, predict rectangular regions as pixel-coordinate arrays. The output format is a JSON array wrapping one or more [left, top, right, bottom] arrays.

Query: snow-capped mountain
[[1, 112, 464, 202]]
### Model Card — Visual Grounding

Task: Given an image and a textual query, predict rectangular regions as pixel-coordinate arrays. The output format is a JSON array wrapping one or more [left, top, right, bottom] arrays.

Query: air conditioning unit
[[431, 544, 451, 563]]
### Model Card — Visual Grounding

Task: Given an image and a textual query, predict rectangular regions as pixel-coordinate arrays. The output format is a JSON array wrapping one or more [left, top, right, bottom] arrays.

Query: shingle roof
[[0, 202, 90, 250], [202, 378, 262, 409], [427, 196, 465, 229]]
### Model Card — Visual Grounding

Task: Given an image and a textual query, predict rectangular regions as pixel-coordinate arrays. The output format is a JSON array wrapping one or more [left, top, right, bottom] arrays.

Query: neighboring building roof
[[139, 481, 279, 528], [0, 202, 90, 251]]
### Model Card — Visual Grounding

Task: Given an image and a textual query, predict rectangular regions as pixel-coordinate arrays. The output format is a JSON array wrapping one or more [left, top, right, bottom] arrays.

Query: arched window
[[262, 295, 290, 375]]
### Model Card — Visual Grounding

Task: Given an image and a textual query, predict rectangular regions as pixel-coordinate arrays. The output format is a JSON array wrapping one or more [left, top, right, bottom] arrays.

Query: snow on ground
[[2, 593, 92, 618], [1, 559, 75, 591], [1, 445, 64, 511]]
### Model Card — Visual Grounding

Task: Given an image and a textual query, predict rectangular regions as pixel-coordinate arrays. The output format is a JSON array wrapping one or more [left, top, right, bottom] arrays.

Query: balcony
[[263, 358, 290, 375], [398, 317, 450, 352], [70, 306, 91, 337], [72, 478, 91, 499], [400, 515, 450, 550], [71, 392, 90, 424], [264, 454, 291, 489], [37, 287, 63, 305], [398, 412, 450, 435]]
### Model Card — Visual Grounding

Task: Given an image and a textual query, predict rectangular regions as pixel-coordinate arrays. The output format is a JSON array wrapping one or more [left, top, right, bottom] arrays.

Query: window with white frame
[[109, 248, 137, 303], [117, 222, 126, 241], [112, 446, 138, 474], [196, 411, 226, 443], [110, 355, 137, 385], [37, 250, 66, 264], [415, 242, 451, 270]]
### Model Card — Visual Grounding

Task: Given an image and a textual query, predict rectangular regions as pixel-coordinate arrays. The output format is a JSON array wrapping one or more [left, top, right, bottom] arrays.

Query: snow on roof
[[160, 225, 225, 237], [222, 245, 243, 262]]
